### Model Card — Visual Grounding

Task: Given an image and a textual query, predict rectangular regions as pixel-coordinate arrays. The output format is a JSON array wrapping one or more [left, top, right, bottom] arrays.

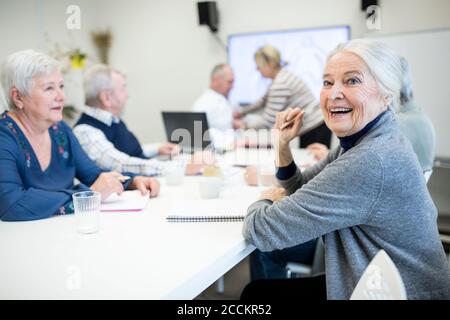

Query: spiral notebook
[[166, 200, 246, 222]]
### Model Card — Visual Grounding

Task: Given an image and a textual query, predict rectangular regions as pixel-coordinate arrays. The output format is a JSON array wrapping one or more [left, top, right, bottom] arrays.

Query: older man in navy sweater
[[74, 65, 178, 176]]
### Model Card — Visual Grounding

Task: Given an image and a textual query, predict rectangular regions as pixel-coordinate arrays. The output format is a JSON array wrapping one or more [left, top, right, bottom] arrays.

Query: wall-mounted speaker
[[361, 0, 379, 11], [197, 1, 219, 33]]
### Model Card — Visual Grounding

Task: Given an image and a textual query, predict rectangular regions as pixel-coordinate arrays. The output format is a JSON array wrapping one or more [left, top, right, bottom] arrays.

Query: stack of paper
[[101, 190, 149, 212]]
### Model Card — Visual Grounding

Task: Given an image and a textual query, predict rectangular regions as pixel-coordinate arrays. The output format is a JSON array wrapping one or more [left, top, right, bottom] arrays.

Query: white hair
[[327, 39, 403, 111], [83, 64, 123, 106], [0, 50, 60, 110]]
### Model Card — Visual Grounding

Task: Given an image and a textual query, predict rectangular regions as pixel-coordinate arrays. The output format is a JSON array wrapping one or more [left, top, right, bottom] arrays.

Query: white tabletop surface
[[0, 148, 315, 299]]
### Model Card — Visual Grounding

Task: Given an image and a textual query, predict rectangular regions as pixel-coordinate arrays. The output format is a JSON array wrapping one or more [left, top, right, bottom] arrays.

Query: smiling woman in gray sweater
[[242, 39, 450, 300]]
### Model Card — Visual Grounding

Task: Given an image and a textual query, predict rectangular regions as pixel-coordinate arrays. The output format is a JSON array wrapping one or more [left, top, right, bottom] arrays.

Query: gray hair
[[83, 64, 123, 106], [210, 63, 228, 80], [327, 39, 403, 111], [399, 57, 413, 105], [0, 50, 60, 110]]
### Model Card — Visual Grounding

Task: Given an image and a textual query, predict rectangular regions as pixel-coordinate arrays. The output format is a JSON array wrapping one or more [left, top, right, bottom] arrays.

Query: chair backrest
[[285, 237, 325, 278], [423, 169, 433, 184], [350, 250, 407, 300], [310, 237, 325, 275]]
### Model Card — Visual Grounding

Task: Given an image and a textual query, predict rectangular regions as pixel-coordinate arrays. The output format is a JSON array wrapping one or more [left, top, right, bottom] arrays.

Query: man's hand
[[158, 143, 180, 156]]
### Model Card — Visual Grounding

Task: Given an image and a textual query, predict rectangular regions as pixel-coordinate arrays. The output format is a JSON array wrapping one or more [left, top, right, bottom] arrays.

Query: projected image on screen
[[227, 26, 350, 106]]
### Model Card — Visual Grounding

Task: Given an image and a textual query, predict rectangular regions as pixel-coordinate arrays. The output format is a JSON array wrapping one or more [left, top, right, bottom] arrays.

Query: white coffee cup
[[258, 164, 275, 187], [198, 177, 222, 199], [165, 166, 184, 186]]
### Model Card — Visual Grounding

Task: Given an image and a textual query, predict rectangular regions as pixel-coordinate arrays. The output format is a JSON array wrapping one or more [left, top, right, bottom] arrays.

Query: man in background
[[74, 64, 179, 176], [192, 63, 237, 149]]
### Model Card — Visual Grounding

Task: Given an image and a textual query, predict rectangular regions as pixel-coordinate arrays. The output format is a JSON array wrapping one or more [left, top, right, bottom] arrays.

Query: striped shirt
[[241, 68, 324, 134], [73, 107, 165, 176]]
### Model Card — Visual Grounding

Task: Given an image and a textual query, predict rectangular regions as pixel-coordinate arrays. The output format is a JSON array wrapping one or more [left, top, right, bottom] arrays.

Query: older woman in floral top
[[0, 50, 160, 221]]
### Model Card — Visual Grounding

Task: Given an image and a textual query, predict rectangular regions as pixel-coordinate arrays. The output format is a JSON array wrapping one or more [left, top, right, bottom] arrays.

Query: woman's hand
[[90, 172, 126, 200], [129, 176, 160, 197], [273, 108, 305, 147], [272, 108, 304, 167], [259, 187, 287, 202], [233, 111, 243, 119], [306, 143, 329, 161]]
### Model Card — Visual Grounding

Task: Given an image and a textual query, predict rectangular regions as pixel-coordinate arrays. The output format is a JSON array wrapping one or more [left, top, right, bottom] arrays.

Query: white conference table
[[0, 148, 314, 299]]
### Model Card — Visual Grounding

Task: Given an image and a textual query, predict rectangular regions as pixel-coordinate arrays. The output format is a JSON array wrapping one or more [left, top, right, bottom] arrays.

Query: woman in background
[[233, 45, 331, 148]]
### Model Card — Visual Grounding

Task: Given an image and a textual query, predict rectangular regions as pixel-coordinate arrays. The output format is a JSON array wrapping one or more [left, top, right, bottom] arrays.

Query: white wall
[[0, 0, 100, 112], [94, 0, 450, 143], [0, 0, 102, 67], [94, 0, 365, 142], [93, 0, 229, 142], [1, 0, 450, 145]]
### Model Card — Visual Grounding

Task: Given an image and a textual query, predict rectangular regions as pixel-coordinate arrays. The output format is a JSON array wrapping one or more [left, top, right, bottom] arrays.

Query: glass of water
[[72, 191, 101, 234]]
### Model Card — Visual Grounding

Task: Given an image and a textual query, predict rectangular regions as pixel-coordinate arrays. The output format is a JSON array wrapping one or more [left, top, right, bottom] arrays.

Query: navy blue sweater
[[76, 113, 147, 159]]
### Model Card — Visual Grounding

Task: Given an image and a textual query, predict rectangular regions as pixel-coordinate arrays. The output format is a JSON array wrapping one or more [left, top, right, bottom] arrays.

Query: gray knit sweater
[[243, 109, 450, 299]]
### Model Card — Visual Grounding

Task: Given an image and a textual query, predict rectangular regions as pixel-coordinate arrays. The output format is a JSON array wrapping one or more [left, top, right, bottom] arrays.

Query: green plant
[[62, 105, 77, 120]]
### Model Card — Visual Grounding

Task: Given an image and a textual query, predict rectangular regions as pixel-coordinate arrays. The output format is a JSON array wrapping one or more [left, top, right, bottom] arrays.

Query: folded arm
[[243, 149, 384, 252]]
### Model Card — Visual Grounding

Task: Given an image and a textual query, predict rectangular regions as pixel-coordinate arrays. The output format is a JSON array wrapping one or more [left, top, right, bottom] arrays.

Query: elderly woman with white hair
[[306, 57, 437, 173], [241, 40, 450, 299], [0, 50, 160, 221]]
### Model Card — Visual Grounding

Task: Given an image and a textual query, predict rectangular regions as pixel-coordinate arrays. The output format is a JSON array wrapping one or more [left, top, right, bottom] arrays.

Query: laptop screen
[[161, 112, 212, 152]]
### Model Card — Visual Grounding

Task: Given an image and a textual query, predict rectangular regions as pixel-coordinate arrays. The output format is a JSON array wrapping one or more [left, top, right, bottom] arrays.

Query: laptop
[[161, 111, 213, 153]]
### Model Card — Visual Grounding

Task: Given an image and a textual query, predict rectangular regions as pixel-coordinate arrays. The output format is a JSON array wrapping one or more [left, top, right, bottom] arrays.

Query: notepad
[[101, 190, 149, 212], [166, 200, 246, 222]]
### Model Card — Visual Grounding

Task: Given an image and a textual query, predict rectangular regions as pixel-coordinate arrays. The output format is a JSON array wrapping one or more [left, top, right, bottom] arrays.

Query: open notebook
[[101, 190, 149, 212], [166, 199, 246, 222]]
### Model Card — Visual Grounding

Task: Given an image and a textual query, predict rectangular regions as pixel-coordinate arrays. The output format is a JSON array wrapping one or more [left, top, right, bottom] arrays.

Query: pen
[[118, 175, 131, 182], [280, 118, 296, 130], [280, 111, 305, 130]]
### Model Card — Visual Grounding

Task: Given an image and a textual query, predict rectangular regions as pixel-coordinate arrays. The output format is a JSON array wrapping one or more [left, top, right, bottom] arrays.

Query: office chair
[[423, 169, 433, 183], [286, 237, 325, 278], [350, 249, 407, 300], [438, 215, 450, 254], [424, 168, 450, 254], [215, 276, 225, 294]]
